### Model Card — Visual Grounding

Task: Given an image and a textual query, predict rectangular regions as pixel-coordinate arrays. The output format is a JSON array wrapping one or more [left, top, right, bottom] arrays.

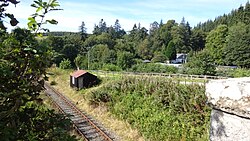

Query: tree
[[114, 19, 121, 32], [114, 38, 135, 53], [84, 34, 97, 47], [61, 43, 79, 64], [164, 40, 177, 61], [171, 18, 192, 53], [137, 38, 153, 60], [135, 27, 148, 41], [130, 24, 138, 36], [95, 32, 115, 49], [205, 24, 228, 65], [159, 19, 163, 27], [117, 51, 134, 70], [79, 21, 87, 40], [149, 21, 159, 35], [93, 19, 108, 35], [112, 19, 126, 38], [151, 52, 167, 63], [74, 54, 88, 70], [99, 19, 107, 33], [159, 20, 176, 42], [184, 50, 216, 75], [224, 23, 250, 67], [89, 44, 110, 67], [171, 25, 185, 53], [190, 29, 206, 51]]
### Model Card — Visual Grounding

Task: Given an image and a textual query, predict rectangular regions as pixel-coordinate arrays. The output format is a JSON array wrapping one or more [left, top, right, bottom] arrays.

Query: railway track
[[44, 83, 114, 141]]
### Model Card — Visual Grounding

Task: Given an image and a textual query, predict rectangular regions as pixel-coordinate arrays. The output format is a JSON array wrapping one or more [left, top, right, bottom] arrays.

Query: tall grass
[[87, 76, 211, 141]]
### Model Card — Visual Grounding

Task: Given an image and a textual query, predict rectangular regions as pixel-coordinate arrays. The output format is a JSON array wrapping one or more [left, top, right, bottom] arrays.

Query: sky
[[7, 0, 249, 33]]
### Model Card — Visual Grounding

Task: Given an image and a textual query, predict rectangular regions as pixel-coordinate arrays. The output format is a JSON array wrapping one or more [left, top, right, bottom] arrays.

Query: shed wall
[[78, 77, 84, 89]]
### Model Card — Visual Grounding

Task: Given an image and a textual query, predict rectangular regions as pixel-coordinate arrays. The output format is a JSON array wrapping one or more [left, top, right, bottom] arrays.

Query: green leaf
[[46, 19, 58, 25], [27, 18, 38, 31], [34, 0, 42, 7], [31, 4, 38, 8], [36, 7, 43, 12], [28, 17, 36, 22]]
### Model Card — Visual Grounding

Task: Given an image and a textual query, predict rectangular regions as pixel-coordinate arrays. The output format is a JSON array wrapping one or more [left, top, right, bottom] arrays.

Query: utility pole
[[87, 49, 90, 70]]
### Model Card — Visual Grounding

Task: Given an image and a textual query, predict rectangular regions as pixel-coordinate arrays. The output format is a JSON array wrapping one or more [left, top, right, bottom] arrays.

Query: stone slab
[[206, 77, 250, 118]]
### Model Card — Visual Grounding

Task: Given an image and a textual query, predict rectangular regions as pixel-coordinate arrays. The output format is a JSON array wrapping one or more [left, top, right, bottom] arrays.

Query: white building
[[170, 53, 187, 64]]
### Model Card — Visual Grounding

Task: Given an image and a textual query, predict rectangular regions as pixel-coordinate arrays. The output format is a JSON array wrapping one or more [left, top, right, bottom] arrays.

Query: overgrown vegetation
[[87, 76, 211, 141], [60, 58, 72, 69], [0, 0, 76, 140], [216, 67, 250, 78], [130, 63, 178, 73]]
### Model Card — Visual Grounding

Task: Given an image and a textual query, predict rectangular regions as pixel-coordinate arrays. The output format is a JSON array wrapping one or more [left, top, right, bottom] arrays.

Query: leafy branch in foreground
[[0, 0, 20, 31], [28, 0, 62, 33], [0, 0, 76, 140]]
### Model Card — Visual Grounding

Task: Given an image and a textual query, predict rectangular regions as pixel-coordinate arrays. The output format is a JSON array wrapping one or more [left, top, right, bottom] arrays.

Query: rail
[[44, 83, 113, 141]]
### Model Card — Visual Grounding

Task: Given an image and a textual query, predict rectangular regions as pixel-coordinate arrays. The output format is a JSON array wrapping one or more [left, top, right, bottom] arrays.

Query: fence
[[90, 70, 228, 79], [89, 70, 228, 86]]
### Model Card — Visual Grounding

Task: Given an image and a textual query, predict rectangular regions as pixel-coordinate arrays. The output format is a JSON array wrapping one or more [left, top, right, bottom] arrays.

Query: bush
[[102, 64, 122, 71], [59, 59, 71, 69], [89, 62, 101, 70], [184, 50, 216, 75], [87, 76, 210, 140], [228, 68, 250, 77]]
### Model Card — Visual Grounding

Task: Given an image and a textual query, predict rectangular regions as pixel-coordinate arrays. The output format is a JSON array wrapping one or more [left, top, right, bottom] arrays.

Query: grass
[[46, 67, 144, 141]]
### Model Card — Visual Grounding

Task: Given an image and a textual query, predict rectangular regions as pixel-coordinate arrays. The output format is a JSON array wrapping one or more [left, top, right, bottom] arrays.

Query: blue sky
[[7, 0, 249, 33]]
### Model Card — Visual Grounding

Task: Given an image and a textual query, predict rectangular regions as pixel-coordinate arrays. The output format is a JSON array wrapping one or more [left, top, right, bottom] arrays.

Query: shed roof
[[70, 70, 87, 78]]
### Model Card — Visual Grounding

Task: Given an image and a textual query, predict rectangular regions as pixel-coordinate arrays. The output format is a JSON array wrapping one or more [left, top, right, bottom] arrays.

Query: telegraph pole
[[87, 49, 90, 70]]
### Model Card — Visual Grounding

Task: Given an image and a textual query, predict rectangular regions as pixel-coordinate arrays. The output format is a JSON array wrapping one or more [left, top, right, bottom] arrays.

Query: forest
[[45, 2, 250, 76]]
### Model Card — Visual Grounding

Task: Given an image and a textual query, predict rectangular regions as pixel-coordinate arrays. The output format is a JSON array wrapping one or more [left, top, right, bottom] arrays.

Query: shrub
[[59, 58, 71, 69], [184, 50, 216, 75], [228, 68, 250, 77], [102, 64, 122, 71], [87, 76, 210, 140]]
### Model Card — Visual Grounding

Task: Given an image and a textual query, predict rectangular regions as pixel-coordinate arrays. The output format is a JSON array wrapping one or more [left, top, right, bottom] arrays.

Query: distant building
[[171, 53, 187, 64], [142, 60, 151, 63], [70, 70, 99, 89]]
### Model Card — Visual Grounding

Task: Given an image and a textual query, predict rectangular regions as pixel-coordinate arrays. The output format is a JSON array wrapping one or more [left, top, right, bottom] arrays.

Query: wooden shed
[[70, 70, 99, 89]]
